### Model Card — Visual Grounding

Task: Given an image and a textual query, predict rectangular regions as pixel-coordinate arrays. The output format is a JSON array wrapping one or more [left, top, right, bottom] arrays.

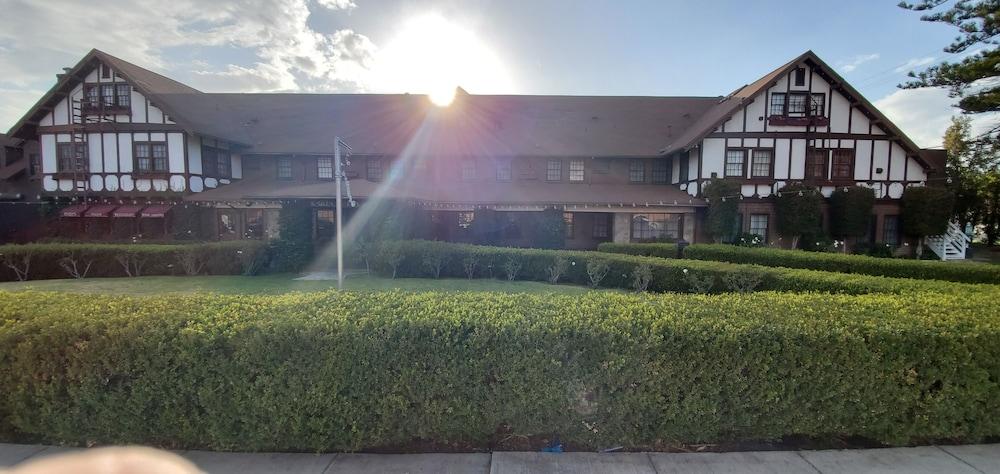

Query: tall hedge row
[[378, 240, 995, 295], [0, 241, 268, 281], [597, 242, 1000, 284], [1, 290, 998, 450]]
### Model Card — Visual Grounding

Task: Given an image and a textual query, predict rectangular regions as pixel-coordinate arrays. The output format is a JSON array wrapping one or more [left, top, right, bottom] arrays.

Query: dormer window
[[101, 63, 112, 79], [82, 83, 131, 113]]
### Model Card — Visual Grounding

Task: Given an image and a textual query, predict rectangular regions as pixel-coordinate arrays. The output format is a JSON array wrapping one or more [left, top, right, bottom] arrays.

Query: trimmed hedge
[[377, 240, 996, 295], [0, 241, 268, 281], [598, 242, 1000, 284], [2, 290, 998, 450]]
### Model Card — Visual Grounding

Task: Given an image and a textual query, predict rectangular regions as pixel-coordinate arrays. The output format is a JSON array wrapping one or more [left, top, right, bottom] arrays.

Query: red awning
[[83, 205, 117, 218], [59, 204, 89, 218], [112, 205, 144, 218], [140, 205, 173, 218]]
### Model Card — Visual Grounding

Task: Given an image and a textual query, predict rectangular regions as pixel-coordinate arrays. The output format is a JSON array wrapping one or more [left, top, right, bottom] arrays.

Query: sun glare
[[372, 14, 514, 106]]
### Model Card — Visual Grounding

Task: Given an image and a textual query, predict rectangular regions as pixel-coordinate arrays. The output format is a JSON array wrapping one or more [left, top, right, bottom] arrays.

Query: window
[[315, 209, 336, 241], [100, 63, 112, 79], [630, 213, 681, 241], [725, 149, 746, 177], [807, 149, 828, 180], [809, 93, 825, 116], [592, 214, 610, 238], [134, 142, 168, 173], [651, 160, 669, 184], [84, 86, 99, 109], [629, 159, 645, 183], [317, 156, 333, 179], [496, 160, 512, 181], [787, 92, 808, 116], [201, 146, 230, 179], [277, 157, 293, 179], [749, 214, 769, 239], [750, 149, 773, 178], [100, 84, 116, 107], [769, 93, 786, 116], [367, 158, 383, 181], [592, 159, 610, 174], [831, 149, 853, 180], [216, 150, 231, 178], [457, 211, 474, 229], [563, 212, 574, 238], [569, 159, 585, 182], [883, 215, 900, 246], [218, 210, 239, 238], [462, 160, 477, 180], [679, 153, 689, 182], [546, 159, 562, 181], [56, 143, 87, 172], [794, 67, 806, 86]]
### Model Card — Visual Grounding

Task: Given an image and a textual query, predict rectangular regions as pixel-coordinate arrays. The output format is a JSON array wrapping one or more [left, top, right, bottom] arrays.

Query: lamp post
[[334, 137, 352, 289]]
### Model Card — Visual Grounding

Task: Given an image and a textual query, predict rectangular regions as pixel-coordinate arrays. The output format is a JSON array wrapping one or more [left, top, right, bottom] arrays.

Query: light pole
[[334, 137, 353, 289]]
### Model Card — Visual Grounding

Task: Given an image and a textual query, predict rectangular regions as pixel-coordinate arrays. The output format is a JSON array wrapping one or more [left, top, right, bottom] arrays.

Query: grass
[[0, 274, 599, 296]]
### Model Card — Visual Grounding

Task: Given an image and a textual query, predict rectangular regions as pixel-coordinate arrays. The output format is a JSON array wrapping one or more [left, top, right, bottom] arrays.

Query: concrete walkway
[[2, 443, 998, 473]]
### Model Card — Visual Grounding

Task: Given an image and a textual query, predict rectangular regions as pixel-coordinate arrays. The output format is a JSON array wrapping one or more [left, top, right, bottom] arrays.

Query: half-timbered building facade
[[3, 49, 953, 253]]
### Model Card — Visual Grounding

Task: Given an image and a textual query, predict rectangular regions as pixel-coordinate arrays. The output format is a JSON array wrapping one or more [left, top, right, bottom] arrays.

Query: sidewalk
[[2, 442, 998, 473]]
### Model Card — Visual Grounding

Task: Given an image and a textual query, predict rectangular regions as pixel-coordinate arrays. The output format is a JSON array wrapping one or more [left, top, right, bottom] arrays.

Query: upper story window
[[787, 93, 808, 116], [202, 146, 231, 179], [770, 93, 786, 116], [56, 143, 88, 173], [750, 149, 773, 178], [496, 160, 512, 181], [770, 92, 825, 118], [317, 156, 333, 180], [462, 159, 477, 180], [629, 159, 645, 183], [831, 149, 854, 180], [83, 83, 131, 111], [134, 142, 168, 173], [724, 149, 746, 177], [546, 159, 561, 181], [277, 157, 293, 179], [794, 67, 806, 86], [651, 160, 669, 184], [569, 159, 584, 182], [807, 149, 828, 180], [100, 64, 112, 79], [809, 93, 825, 116], [366, 158, 383, 181]]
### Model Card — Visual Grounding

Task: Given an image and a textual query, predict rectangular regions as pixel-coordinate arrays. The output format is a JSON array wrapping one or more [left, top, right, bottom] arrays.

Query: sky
[[0, 0, 991, 147]]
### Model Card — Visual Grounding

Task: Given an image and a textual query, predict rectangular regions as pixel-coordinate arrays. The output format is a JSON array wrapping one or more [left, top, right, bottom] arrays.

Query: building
[[2, 49, 956, 254]]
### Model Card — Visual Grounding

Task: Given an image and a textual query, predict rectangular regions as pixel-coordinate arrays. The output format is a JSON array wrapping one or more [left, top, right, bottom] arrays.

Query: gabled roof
[[659, 50, 932, 170], [4, 49, 233, 143]]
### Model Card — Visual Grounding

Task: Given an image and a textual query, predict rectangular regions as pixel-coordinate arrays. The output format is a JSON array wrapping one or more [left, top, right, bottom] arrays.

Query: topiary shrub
[[902, 186, 956, 259], [702, 180, 742, 243], [830, 186, 876, 252], [268, 202, 313, 272], [775, 183, 822, 248]]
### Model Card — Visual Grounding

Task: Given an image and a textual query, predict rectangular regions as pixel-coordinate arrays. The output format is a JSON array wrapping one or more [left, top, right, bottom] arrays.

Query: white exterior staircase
[[924, 221, 970, 261]]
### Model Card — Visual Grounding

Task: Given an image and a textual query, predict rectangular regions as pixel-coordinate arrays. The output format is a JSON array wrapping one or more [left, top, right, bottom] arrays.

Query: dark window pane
[[546, 159, 561, 181], [629, 159, 645, 183]]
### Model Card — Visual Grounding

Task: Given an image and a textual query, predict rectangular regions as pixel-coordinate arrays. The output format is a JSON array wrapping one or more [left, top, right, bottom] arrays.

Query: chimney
[[56, 67, 72, 81]]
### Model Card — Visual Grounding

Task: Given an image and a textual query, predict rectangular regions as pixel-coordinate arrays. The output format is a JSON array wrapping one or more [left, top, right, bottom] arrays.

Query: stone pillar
[[682, 212, 696, 243], [612, 213, 630, 243]]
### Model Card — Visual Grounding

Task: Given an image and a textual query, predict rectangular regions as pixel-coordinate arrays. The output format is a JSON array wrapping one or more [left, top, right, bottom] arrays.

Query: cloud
[[838, 53, 880, 73], [0, 0, 377, 129], [894, 56, 937, 74], [875, 86, 999, 148]]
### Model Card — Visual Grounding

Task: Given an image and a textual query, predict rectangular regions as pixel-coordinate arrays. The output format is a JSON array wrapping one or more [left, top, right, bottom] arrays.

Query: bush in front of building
[[902, 186, 956, 259], [597, 241, 1000, 284], [829, 186, 876, 249], [1, 289, 998, 450], [0, 241, 268, 282], [267, 203, 314, 272], [702, 179, 742, 243], [774, 183, 823, 249], [379, 240, 996, 294]]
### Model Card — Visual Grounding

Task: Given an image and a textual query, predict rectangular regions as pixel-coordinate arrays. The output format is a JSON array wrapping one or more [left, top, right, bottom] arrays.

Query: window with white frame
[[317, 156, 333, 179], [546, 159, 561, 181], [750, 149, 772, 178], [277, 157, 293, 179], [725, 149, 745, 177], [569, 159, 584, 182], [630, 213, 681, 241], [769, 93, 786, 116], [749, 214, 769, 238]]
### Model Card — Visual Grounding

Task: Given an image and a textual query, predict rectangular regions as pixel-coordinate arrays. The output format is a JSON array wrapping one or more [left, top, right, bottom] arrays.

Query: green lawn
[[0, 274, 598, 296]]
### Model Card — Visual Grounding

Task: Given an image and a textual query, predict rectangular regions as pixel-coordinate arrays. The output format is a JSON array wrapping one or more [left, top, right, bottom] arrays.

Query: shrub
[[462, 256, 478, 280], [372, 240, 997, 295], [0, 242, 267, 282], [586, 259, 610, 288], [723, 268, 764, 293], [902, 186, 955, 258], [598, 242, 1000, 284], [376, 242, 405, 279], [631, 264, 652, 292], [547, 256, 569, 284], [829, 186, 876, 246], [703, 180, 742, 242], [4, 290, 997, 450], [422, 248, 448, 279], [775, 183, 822, 248], [268, 203, 313, 272], [683, 269, 715, 293]]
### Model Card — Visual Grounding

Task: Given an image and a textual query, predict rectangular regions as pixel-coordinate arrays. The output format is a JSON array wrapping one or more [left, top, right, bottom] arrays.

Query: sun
[[372, 14, 514, 106]]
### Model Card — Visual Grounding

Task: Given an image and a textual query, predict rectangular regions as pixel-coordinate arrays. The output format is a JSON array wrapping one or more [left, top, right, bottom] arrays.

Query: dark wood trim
[[749, 147, 776, 180], [132, 140, 169, 175], [830, 148, 855, 181], [724, 147, 750, 178], [706, 131, 905, 140], [39, 123, 183, 133]]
